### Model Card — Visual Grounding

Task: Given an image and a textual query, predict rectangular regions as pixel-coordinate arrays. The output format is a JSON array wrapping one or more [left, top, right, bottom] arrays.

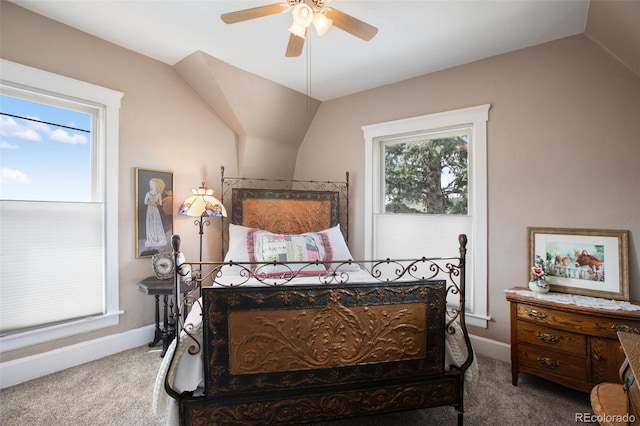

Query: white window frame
[[362, 105, 490, 328], [0, 59, 123, 351]]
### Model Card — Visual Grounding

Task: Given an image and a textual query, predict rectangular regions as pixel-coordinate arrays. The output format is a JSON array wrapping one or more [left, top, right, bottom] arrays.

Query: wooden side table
[[137, 276, 195, 357]]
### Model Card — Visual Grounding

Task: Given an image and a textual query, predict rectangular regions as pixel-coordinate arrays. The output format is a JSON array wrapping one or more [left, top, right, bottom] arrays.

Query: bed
[[153, 170, 476, 425]]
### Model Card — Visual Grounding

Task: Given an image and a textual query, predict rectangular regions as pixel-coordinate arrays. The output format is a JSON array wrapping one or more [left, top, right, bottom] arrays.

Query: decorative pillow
[[223, 223, 359, 275], [247, 229, 332, 277]]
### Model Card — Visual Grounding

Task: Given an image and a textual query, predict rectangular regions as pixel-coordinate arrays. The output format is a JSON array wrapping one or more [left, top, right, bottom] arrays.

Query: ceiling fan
[[221, 0, 378, 57]]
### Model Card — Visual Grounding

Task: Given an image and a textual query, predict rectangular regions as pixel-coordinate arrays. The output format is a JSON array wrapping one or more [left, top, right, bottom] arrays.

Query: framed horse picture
[[527, 227, 629, 300]]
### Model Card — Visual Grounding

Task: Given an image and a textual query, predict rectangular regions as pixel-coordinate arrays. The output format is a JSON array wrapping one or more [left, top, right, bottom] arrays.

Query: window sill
[[0, 311, 123, 352], [465, 312, 490, 329]]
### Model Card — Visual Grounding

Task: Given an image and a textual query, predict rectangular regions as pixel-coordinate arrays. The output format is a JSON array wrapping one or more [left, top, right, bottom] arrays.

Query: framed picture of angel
[[135, 168, 173, 258]]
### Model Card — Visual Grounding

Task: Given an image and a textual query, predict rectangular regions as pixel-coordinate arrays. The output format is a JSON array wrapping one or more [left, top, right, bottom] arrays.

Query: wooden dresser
[[506, 287, 640, 393]]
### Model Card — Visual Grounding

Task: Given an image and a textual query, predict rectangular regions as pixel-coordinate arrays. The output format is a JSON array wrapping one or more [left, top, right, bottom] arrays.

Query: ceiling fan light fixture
[[289, 3, 313, 39], [291, 3, 313, 26], [288, 22, 308, 39], [312, 9, 333, 36]]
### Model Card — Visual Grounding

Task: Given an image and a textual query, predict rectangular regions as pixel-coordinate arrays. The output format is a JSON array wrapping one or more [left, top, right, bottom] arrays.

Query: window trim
[[362, 105, 490, 328], [0, 59, 124, 351]]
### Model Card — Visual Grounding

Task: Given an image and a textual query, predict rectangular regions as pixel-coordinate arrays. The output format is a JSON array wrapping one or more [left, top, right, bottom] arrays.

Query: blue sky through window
[[0, 94, 92, 201]]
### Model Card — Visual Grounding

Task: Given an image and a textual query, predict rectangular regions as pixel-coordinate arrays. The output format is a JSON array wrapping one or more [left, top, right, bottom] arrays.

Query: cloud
[[0, 167, 30, 185], [0, 116, 41, 142], [0, 141, 18, 150], [0, 115, 88, 145], [50, 128, 88, 145], [25, 117, 51, 135]]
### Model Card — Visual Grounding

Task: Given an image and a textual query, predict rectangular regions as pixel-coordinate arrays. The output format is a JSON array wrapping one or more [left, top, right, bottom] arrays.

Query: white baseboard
[[469, 333, 511, 363], [0, 324, 155, 389]]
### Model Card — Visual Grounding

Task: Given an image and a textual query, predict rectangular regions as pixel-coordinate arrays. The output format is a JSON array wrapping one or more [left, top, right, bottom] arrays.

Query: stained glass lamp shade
[[177, 182, 226, 264], [177, 183, 226, 218]]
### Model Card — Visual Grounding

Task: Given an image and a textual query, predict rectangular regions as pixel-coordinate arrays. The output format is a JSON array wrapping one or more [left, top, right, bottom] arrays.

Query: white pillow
[[322, 224, 360, 271], [219, 224, 253, 278], [323, 224, 353, 260], [224, 223, 253, 263]]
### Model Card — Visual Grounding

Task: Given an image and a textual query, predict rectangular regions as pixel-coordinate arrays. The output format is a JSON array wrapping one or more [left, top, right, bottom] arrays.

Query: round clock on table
[[151, 252, 175, 280]]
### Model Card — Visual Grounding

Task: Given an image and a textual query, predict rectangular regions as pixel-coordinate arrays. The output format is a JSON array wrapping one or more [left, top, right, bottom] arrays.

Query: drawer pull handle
[[612, 324, 640, 335], [537, 357, 560, 369], [592, 354, 603, 361], [526, 309, 547, 320], [537, 333, 560, 344]]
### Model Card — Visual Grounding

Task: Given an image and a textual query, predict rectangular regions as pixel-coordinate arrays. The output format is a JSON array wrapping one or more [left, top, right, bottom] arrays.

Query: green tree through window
[[384, 135, 468, 214]]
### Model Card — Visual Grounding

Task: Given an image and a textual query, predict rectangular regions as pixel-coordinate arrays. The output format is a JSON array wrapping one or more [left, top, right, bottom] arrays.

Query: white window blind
[[0, 201, 104, 333]]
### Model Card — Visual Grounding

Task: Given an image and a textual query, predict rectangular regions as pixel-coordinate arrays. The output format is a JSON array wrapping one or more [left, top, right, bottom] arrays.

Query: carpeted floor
[[1, 345, 165, 426], [0, 345, 597, 425]]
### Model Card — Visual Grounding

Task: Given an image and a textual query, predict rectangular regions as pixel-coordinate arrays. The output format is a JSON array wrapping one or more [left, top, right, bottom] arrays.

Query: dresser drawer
[[516, 320, 586, 356], [516, 303, 640, 340], [518, 344, 587, 382], [516, 303, 573, 326], [587, 319, 640, 340]]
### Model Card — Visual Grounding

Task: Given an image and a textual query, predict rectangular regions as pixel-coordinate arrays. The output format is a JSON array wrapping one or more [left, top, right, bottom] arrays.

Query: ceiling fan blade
[[324, 8, 378, 41], [285, 32, 306, 57], [221, 3, 290, 24]]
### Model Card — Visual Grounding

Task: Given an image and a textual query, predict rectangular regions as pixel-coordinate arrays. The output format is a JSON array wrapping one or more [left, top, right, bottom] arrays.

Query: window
[[0, 59, 123, 350], [1, 95, 93, 202], [363, 105, 490, 328], [382, 128, 469, 214]]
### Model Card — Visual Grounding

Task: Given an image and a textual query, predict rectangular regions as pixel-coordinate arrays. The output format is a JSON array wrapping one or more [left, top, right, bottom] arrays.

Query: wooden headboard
[[219, 167, 349, 257], [231, 188, 339, 235]]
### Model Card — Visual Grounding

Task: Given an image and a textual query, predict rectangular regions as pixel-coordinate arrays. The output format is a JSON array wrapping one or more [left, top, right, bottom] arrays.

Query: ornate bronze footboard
[[180, 280, 460, 425]]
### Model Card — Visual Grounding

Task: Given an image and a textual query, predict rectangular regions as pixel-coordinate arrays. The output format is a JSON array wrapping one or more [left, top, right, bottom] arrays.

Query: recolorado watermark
[[576, 412, 636, 423]]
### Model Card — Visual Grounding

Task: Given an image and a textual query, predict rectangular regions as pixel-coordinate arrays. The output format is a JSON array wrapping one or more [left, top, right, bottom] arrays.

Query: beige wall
[[295, 34, 640, 344], [586, 0, 640, 76], [0, 2, 238, 361]]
